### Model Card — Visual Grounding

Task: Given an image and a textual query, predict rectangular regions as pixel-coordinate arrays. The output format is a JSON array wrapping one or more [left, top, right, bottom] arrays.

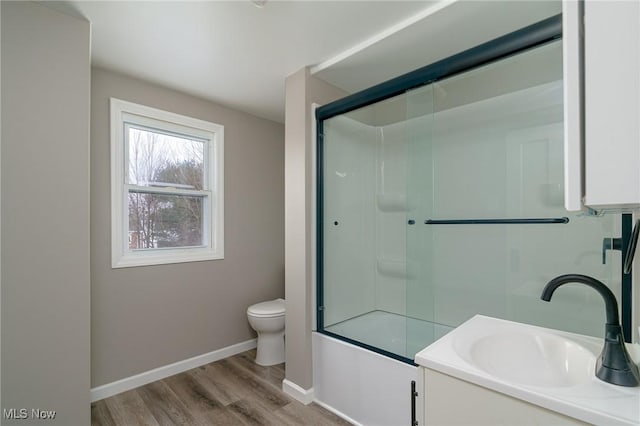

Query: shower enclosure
[[316, 16, 630, 364]]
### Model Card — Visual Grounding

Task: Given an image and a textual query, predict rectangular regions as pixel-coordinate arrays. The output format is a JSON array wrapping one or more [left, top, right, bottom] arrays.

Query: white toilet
[[247, 298, 285, 366]]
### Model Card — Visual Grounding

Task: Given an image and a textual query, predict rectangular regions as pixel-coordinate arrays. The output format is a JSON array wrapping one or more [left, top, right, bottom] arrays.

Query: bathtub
[[313, 310, 456, 425], [323, 310, 453, 362]]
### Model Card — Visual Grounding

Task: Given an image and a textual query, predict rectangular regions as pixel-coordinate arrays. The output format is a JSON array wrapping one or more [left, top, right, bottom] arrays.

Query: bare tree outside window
[[127, 126, 205, 249]]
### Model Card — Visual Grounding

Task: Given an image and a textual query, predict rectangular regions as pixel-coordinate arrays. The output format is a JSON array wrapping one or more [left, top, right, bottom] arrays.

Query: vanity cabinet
[[422, 369, 588, 426], [416, 316, 640, 425], [564, 0, 640, 211]]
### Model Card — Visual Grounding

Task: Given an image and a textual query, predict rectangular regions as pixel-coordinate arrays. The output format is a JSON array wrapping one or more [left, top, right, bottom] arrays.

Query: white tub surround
[[415, 315, 640, 426], [325, 310, 453, 361], [313, 332, 422, 426]]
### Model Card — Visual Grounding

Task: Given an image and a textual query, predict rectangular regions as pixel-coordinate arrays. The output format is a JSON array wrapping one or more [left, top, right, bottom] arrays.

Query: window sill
[[112, 249, 224, 268]]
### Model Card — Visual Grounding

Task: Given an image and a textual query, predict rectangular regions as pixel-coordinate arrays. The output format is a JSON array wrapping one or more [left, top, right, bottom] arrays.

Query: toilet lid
[[247, 298, 285, 317]]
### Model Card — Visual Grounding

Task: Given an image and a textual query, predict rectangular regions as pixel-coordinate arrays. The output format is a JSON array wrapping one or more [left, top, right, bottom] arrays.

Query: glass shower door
[[403, 39, 621, 362], [404, 84, 438, 359], [321, 112, 377, 336], [318, 16, 626, 367]]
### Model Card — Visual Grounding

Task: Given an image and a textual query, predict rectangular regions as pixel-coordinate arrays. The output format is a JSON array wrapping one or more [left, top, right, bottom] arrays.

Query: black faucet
[[541, 274, 640, 387]]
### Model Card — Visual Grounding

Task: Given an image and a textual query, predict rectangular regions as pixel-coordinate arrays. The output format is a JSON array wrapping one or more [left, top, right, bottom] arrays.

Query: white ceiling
[[46, 1, 560, 124], [47, 0, 435, 123]]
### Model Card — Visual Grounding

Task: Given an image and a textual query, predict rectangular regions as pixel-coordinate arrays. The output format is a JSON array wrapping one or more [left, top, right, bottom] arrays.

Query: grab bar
[[424, 217, 569, 225]]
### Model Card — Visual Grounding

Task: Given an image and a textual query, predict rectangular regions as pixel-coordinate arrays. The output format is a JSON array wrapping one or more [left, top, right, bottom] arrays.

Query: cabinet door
[[423, 369, 588, 426], [563, 0, 584, 211], [583, 0, 640, 209], [564, 0, 640, 211]]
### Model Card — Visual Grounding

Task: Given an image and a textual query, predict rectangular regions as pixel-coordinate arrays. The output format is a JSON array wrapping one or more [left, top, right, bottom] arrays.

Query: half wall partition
[[316, 15, 628, 364]]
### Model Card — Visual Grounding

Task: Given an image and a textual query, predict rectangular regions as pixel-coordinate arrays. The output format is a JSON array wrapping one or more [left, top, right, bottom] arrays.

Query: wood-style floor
[[91, 349, 351, 426]]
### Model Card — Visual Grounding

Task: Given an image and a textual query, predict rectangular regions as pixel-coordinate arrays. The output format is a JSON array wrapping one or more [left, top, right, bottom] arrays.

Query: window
[[111, 98, 224, 267]]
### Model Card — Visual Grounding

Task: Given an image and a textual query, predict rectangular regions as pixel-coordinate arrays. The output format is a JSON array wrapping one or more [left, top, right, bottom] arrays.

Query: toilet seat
[[247, 298, 285, 318]]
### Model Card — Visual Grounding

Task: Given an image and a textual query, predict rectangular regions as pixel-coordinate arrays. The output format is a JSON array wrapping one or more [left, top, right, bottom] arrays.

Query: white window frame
[[110, 98, 224, 268]]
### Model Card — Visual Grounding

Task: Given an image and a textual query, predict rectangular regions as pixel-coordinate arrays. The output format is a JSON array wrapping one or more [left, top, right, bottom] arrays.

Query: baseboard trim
[[314, 399, 363, 426], [282, 379, 314, 405], [90, 338, 257, 402]]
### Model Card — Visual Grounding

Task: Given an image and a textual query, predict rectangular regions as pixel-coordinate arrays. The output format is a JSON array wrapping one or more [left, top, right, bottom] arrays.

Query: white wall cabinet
[[564, 0, 640, 211]]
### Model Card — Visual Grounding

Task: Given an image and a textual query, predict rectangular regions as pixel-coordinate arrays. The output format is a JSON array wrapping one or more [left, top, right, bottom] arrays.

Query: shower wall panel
[[374, 121, 408, 316], [424, 77, 619, 337], [322, 115, 377, 326]]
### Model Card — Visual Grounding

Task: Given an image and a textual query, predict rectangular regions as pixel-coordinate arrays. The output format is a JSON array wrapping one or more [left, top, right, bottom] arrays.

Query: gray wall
[[91, 68, 284, 387], [1, 2, 91, 425], [284, 68, 345, 390]]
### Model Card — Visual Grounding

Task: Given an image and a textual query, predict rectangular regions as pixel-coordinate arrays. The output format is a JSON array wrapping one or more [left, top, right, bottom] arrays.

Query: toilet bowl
[[247, 298, 285, 366]]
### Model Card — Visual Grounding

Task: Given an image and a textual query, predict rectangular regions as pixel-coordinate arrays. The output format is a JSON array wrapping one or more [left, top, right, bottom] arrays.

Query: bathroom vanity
[[422, 369, 586, 425], [415, 316, 640, 426]]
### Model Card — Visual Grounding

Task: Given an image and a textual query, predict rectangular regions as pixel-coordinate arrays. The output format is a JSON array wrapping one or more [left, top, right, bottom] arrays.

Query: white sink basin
[[415, 315, 640, 426], [462, 330, 595, 387]]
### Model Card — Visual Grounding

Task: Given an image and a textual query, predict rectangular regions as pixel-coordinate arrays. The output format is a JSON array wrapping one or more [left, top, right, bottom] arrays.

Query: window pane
[[128, 192, 204, 249], [127, 126, 205, 190]]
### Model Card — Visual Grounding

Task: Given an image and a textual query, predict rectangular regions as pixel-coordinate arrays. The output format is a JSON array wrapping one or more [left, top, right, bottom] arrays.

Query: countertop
[[415, 315, 640, 425]]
